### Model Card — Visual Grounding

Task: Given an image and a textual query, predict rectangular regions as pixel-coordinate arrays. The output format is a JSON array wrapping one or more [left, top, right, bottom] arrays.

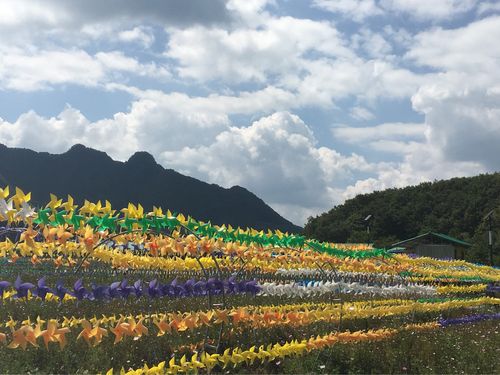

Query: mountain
[[304, 174, 500, 263], [0, 144, 301, 232]]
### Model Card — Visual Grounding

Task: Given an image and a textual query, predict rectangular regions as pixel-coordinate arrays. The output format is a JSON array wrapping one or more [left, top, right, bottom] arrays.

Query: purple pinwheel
[[33, 277, 51, 301], [183, 279, 195, 295], [91, 283, 109, 300], [133, 280, 143, 298], [14, 276, 34, 299], [119, 279, 134, 298], [147, 279, 162, 298], [0, 280, 11, 297], [244, 280, 260, 294], [163, 278, 185, 297], [486, 284, 500, 294], [109, 281, 121, 299], [73, 279, 88, 301], [206, 278, 218, 293], [226, 277, 237, 294], [193, 280, 207, 296], [53, 280, 68, 301], [438, 312, 500, 327]]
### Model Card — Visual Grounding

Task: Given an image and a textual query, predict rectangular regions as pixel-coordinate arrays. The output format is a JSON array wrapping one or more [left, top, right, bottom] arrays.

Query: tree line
[[304, 173, 500, 265]]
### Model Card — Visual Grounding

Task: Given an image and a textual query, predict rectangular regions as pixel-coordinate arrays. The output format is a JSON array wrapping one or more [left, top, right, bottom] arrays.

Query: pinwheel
[[13, 276, 34, 299], [7, 325, 38, 350], [38, 319, 71, 349], [33, 277, 51, 301], [257, 280, 437, 298], [438, 312, 500, 327], [73, 279, 89, 301], [0, 280, 11, 297]]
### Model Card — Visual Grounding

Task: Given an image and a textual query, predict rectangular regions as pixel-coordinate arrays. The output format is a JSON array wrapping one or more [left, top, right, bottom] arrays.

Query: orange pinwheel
[[39, 319, 71, 349], [8, 325, 39, 350]]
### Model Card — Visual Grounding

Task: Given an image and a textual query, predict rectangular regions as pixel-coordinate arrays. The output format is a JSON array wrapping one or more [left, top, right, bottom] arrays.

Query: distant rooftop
[[392, 232, 472, 248]]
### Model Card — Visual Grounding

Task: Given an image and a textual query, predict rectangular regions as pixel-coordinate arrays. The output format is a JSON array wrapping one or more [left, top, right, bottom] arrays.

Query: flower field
[[0, 187, 499, 374]]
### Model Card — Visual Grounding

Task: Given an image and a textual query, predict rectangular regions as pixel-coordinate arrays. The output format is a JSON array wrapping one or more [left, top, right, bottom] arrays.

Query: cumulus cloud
[[160, 112, 372, 224]]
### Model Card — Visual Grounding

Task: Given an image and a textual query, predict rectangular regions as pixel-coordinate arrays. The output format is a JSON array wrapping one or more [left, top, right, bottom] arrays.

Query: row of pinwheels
[[0, 276, 260, 302], [0, 187, 386, 258], [104, 311, 500, 375], [1, 296, 498, 352]]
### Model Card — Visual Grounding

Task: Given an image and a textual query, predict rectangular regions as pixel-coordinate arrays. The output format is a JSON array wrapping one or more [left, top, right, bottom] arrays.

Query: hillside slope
[[304, 174, 500, 263], [0, 144, 301, 232]]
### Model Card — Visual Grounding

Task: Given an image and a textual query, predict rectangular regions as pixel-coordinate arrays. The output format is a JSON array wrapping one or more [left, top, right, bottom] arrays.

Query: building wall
[[415, 244, 456, 259]]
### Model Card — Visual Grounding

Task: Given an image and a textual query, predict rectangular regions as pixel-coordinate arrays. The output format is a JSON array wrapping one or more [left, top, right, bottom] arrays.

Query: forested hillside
[[304, 174, 500, 264]]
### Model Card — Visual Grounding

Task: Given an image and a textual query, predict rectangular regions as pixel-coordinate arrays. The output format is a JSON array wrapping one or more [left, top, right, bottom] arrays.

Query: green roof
[[392, 232, 472, 248]]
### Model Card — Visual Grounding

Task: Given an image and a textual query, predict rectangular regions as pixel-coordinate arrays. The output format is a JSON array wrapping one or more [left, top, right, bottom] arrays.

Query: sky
[[1, 0, 499, 226]]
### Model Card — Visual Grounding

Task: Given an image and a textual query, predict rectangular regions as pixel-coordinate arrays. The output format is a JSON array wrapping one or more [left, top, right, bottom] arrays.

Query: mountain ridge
[[0, 143, 301, 232]]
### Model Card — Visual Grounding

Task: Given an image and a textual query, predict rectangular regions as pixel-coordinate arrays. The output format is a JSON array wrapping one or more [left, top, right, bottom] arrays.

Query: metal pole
[[488, 215, 494, 267]]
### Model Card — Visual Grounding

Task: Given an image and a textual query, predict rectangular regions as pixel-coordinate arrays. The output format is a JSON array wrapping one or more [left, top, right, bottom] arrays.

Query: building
[[390, 232, 472, 259]]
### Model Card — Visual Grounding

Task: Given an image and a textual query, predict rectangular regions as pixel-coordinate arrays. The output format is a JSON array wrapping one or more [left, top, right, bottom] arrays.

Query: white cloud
[[293, 59, 427, 106], [312, 0, 383, 22], [166, 16, 354, 83], [380, 0, 477, 21], [315, 0, 477, 21], [407, 16, 500, 80], [350, 106, 375, 121], [351, 29, 393, 59], [477, 1, 500, 15], [117, 27, 155, 47], [332, 122, 426, 144], [0, 48, 169, 91]]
